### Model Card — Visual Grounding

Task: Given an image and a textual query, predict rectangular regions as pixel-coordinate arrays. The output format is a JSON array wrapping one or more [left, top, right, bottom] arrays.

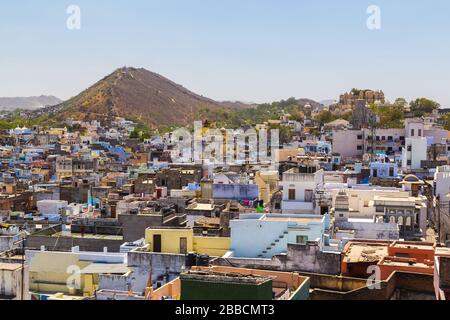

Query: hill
[[47, 67, 226, 127]]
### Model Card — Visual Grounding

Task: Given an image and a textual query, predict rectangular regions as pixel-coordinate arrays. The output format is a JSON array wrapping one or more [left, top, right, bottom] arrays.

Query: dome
[[403, 174, 420, 183]]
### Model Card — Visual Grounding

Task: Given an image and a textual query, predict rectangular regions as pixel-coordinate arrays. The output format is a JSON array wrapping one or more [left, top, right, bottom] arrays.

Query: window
[[357, 135, 363, 140], [389, 167, 395, 177], [407, 145, 412, 152], [407, 160, 412, 166], [411, 129, 415, 137], [357, 145, 363, 151], [296, 236, 308, 245], [382, 136, 386, 141], [288, 189, 296, 200], [418, 129, 422, 136], [305, 190, 313, 202], [388, 136, 393, 141]]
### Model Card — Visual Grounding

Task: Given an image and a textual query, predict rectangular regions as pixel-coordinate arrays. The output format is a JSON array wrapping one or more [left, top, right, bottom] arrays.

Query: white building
[[402, 137, 427, 170], [281, 168, 324, 214], [37, 200, 69, 216]]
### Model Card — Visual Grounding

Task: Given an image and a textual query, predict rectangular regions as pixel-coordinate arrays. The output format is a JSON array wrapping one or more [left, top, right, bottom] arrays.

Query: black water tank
[[196, 255, 210, 267], [185, 253, 197, 268]]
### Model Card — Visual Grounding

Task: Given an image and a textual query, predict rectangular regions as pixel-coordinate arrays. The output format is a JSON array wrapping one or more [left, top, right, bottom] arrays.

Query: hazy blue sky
[[1, 0, 449, 106]]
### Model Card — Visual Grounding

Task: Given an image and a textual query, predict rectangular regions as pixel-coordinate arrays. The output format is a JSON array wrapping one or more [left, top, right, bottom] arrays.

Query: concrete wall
[[336, 221, 399, 240], [213, 243, 341, 276], [126, 250, 186, 294], [27, 234, 123, 253], [283, 244, 341, 275], [332, 130, 364, 159], [0, 234, 20, 253], [0, 264, 28, 299], [213, 184, 259, 201], [118, 214, 163, 242], [309, 272, 435, 300], [230, 218, 289, 258]]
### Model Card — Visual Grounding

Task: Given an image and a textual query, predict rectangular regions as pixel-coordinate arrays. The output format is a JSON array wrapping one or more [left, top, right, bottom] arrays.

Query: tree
[[129, 128, 140, 139], [314, 110, 337, 125], [410, 98, 440, 117], [394, 98, 408, 108], [370, 104, 404, 129], [440, 113, 450, 131]]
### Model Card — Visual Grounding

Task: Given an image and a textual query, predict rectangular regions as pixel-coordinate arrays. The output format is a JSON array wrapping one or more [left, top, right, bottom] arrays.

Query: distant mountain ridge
[[0, 95, 62, 111]]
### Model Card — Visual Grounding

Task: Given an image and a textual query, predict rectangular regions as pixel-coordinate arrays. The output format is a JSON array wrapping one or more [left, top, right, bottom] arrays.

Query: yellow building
[[47, 127, 67, 138], [145, 228, 230, 257], [29, 251, 129, 298], [255, 170, 279, 205]]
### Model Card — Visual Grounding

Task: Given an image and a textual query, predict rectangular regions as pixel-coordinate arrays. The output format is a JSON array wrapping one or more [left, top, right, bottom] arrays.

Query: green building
[[180, 271, 274, 300]]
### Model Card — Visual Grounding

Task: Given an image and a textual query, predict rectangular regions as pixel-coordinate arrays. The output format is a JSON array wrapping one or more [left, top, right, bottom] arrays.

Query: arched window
[[406, 217, 412, 227]]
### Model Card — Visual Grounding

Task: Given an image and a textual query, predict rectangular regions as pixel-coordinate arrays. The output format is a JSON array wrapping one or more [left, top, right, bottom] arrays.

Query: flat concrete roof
[[52, 231, 123, 241], [343, 243, 388, 264], [263, 216, 323, 224], [391, 243, 434, 251], [80, 263, 129, 274], [0, 263, 22, 271]]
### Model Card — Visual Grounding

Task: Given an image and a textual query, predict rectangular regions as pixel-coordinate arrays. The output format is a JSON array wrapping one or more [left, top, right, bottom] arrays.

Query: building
[[434, 248, 450, 300], [402, 137, 427, 171], [373, 194, 427, 239], [433, 166, 450, 245], [378, 242, 436, 280], [333, 190, 400, 241], [370, 162, 398, 179], [229, 213, 330, 258], [0, 262, 28, 300], [149, 266, 310, 301], [281, 168, 324, 214], [144, 227, 230, 257], [27, 247, 128, 298]]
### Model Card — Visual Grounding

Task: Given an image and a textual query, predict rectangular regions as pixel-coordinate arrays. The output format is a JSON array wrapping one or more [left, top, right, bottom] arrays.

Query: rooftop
[[343, 242, 388, 263], [51, 231, 123, 241], [0, 262, 22, 271]]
